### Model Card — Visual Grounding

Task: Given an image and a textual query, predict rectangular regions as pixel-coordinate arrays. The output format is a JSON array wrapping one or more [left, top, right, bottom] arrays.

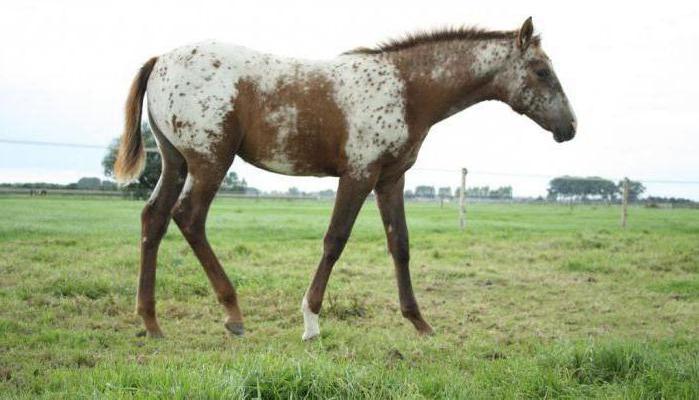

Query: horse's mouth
[[553, 122, 576, 143], [553, 133, 570, 143]]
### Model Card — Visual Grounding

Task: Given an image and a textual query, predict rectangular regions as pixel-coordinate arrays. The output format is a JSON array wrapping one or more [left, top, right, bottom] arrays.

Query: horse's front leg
[[302, 173, 377, 341], [375, 175, 434, 336]]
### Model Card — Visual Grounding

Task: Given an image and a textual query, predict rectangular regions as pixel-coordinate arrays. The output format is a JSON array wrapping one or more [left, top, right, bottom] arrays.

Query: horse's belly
[[239, 155, 332, 177], [237, 129, 340, 177]]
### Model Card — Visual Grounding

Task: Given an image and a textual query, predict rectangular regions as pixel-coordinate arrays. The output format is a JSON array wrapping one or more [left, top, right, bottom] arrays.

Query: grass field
[[0, 196, 697, 399]]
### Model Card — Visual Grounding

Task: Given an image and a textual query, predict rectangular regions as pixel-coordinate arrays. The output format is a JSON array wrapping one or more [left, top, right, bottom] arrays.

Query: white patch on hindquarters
[[147, 43, 238, 156], [301, 295, 320, 341], [147, 42, 306, 157]]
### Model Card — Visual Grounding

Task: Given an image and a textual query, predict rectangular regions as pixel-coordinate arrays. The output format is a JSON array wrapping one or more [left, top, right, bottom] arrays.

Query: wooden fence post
[[459, 168, 467, 230], [621, 177, 629, 228]]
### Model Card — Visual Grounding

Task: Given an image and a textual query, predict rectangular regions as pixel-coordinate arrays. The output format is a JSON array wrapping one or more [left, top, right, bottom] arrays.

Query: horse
[[114, 17, 576, 341]]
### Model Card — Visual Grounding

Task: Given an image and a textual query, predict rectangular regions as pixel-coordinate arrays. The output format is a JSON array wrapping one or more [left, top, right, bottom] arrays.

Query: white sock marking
[[301, 295, 320, 341]]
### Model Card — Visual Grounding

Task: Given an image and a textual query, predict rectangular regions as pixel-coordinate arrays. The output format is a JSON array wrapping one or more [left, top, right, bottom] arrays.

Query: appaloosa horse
[[115, 17, 576, 340]]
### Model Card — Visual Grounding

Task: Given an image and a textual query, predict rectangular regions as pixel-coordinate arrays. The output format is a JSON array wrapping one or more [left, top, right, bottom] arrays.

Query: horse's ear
[[517, 17, 534, 51]]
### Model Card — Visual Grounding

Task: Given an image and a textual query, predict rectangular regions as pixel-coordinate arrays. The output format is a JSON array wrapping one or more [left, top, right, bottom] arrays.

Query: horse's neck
[[388, 39, 514, 127]]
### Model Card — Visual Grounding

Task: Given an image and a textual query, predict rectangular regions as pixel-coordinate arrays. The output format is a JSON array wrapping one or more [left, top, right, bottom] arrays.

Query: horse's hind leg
[[137, 123, 187, 338], [172, 156, 244, 336]]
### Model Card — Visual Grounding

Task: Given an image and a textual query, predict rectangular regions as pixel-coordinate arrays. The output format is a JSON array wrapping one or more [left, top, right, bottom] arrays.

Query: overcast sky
[[1, 1, 698, 198]]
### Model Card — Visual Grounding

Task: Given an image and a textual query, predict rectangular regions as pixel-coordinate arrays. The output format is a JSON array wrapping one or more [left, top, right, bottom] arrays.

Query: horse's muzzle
[[553, 119, 576, 143]]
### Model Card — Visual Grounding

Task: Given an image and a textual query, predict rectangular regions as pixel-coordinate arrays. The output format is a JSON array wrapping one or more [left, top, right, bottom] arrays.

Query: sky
[[1, 1, 698, 198]]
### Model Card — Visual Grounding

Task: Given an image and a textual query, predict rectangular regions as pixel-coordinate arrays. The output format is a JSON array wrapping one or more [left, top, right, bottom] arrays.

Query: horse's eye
[[536, 69, 551, 79]]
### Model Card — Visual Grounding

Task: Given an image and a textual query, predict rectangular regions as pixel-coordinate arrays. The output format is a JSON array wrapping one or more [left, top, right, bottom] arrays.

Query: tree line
[[546, 176, 645, 202], [405, 185, 514, 200]]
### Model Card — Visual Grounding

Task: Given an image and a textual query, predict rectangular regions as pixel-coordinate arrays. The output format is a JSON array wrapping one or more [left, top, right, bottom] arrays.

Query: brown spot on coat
[[231, 74, 348, 176]]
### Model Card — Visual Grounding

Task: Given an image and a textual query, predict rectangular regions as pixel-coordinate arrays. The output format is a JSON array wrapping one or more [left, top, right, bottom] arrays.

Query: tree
[[221, 171, 247, 193], [548, 176, 618, 202], [619, 179, 646, 202], [101, 180, 117, 190], [598, 180, 619, 201], [438, 187, 452, 199], [466, 186, 490, 198], [103, 123, 161, 199], [76, 177, 102, 189], [317, 189, 335, 198], [245, 187, 261, 196], [489, 186, 513, 199], [414, 185, 435, 198]]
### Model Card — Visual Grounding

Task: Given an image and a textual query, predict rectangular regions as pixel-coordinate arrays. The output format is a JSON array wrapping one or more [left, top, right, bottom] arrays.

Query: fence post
[[459, 168, 468, 230], [621, 177, 629, 228]]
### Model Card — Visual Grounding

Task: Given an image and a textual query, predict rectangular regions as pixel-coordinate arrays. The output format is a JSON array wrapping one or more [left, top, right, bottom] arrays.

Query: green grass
[[0, 197, 697, 399]]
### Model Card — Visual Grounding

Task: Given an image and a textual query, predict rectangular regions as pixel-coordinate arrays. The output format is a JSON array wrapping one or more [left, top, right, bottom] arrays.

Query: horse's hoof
[[136, 329, 164, 339], [416, 323, 435, 337], [418, 328, 435, 337], [302, 331, 320, 341], [148, 330, 165, 339], [225, 321, 245, 337]]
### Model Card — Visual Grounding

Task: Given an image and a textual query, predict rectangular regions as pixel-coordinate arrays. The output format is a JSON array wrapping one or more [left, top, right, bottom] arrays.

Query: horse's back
[[146, 41, 411, 178]]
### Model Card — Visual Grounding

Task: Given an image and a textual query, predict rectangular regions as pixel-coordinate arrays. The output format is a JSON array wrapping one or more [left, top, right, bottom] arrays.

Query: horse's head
[[495, 17, 577, 142]]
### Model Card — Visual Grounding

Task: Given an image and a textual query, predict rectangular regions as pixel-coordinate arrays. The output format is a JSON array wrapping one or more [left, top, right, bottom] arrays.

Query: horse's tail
[[114, 56, 158, 183]]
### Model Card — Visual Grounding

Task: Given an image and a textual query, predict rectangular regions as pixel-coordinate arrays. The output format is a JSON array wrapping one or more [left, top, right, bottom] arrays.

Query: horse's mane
[[344, 26, 540, 55]]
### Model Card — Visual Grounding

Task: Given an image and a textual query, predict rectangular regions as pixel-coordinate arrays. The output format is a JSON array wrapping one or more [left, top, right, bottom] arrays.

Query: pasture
[[0, 196, 697, 398]]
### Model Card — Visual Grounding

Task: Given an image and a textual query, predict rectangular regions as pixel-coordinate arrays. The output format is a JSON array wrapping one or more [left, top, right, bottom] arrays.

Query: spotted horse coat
[[114, 17, 576, 341], [148, 42, 411, 180]]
